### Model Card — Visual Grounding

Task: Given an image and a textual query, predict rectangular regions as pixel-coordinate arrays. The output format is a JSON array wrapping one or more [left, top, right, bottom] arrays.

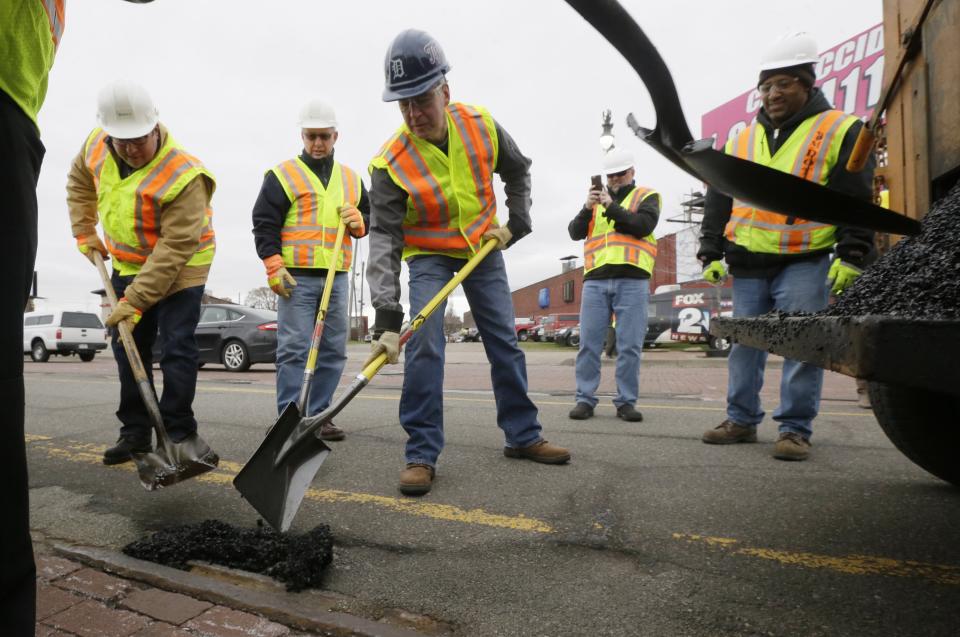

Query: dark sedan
[[152, 304, 278, 372]]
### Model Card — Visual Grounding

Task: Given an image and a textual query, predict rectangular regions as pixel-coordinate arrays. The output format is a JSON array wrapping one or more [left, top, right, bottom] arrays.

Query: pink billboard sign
[[700, 24, 885, 149]]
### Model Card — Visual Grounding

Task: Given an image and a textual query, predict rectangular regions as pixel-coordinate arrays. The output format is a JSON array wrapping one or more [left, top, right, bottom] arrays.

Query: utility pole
[[358, 259, 366, 330], [348, 254, 356, 340]]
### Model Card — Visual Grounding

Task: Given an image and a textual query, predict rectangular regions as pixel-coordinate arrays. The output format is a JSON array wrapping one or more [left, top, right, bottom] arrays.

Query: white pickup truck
[[23, 310, 108, 362]]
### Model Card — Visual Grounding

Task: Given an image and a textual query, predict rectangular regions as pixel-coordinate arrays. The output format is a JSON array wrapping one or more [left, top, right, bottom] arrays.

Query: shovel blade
[[680, 139, 922, 236], [131, 433, 220, 491], [233, 403, 331, 532]]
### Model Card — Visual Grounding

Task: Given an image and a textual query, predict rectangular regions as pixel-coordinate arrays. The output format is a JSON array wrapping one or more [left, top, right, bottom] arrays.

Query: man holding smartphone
[[567, 149, 661, 422]]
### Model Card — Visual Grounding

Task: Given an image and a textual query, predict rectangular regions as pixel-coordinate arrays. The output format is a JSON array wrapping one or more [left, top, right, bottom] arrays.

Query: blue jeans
[[401, 251, 542, 466], [727, 255, 831, 439], [575, 278, 650, 408], [111, 272, 204, 443], [276, 272, 348, 416]]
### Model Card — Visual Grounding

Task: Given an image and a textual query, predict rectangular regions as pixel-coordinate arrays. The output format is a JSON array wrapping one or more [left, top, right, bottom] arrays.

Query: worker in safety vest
[[67, 80, 216, 466], [696, 31, 875, 461], [252, 99, 370, 441], [568, 150, 660, 422], [366, 29, 571, 496], [2, 3, 152, 631]]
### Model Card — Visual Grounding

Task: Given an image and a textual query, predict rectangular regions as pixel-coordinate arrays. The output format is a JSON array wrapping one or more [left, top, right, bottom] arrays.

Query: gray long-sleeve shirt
[[367, 118, 532, 331]]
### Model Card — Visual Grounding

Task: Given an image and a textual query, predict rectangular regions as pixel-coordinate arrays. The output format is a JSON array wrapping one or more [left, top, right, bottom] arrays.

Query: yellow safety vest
[[723, 109, 858, 254], [370, 102, 500, 260], [271, 158, 361, 272], [83, 128, 216, 276], [584, 186, 658, 274], [0, 0, 64, 127]]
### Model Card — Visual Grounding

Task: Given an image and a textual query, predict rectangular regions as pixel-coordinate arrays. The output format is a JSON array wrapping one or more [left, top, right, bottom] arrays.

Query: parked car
[[539, 313, 580, 342], [461, 327, 482, 342], [514, 317, 537, 342], [556, 324, 580, 347], [23, 310, 107, 362], [151, 304, 278, 372]]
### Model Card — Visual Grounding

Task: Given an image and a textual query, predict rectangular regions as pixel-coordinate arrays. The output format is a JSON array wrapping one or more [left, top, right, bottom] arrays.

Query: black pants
[[110, 273, 204, 442], [0, 92, 42, 633]]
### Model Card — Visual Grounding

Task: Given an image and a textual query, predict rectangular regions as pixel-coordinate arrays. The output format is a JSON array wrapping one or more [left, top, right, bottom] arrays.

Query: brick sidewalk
[[35, 553, 318, 637], [31, 544, 435, 637]]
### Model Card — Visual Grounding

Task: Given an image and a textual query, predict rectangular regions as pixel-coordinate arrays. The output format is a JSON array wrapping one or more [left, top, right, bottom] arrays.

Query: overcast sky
[[33, 0, 881, 316]]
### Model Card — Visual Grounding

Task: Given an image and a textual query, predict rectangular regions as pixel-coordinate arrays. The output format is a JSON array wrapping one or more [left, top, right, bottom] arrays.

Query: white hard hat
[[759, 31, 819, 72], [602, 149, 634, 175], [299, 99, 337, 129], [96, 80, 159, 138]]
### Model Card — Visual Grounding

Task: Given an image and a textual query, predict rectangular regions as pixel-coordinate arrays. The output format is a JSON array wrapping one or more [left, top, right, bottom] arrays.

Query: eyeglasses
[[109, 133, 153, 149], [398, 83, 444, 114], [606, 169, 630, 179], [303, 131, 334, 142], [758, 77, 801, 95]]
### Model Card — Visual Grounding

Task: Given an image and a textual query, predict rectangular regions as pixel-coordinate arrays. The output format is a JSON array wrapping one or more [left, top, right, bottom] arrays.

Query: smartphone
[[590, 175, 602, 190]]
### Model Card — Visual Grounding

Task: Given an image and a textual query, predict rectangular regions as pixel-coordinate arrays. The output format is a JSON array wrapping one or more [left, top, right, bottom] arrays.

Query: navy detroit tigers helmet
[[382, 29, 451, 102]]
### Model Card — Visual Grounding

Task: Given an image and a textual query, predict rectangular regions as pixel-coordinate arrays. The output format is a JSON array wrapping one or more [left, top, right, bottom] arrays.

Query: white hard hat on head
[[602, 149, 634, 175], [96, 80, 159, 138], [759, 31, 819, 72], [299, 99, 337, 129]]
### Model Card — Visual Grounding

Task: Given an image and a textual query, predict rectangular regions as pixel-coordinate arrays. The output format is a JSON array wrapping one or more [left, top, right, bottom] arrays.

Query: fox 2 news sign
[[700, 24, 884, 149]]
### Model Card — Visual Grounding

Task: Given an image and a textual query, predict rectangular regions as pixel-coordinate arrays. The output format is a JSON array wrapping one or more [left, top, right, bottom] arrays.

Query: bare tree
[[245, 286, 279, 311], [443, 305, 462, 336]]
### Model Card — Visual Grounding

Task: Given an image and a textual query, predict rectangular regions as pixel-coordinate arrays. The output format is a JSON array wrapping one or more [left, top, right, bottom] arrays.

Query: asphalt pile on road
[[824, 182, 960, 319], [123, 519, 334, 591]]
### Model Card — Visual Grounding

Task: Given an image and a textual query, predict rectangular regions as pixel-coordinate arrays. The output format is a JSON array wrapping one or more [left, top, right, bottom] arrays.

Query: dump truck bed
[[711, 315, 960, 397]]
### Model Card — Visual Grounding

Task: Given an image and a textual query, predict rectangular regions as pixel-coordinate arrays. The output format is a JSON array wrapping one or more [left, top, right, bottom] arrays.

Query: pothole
[[123, 519, 333, 592]]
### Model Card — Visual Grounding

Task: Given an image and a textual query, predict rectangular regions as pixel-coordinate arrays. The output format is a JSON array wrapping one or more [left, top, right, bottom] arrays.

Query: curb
[[53, 543, 437, 637]]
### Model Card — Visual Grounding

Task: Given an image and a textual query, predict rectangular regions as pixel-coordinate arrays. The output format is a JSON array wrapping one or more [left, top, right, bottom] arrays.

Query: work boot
[[773, 432, 811, 461], [102, 436, 152, 466], [504, 440, 571, 464], [568, 402, 594, 420], [399, 463, 435, 496], [315, 421, 346, 442], [616, 404, 644, 422], [701, 420, 757, 445]]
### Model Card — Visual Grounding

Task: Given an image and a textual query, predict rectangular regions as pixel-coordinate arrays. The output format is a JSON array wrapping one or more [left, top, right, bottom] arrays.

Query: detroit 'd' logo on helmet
[[390, 58, 405, 80]]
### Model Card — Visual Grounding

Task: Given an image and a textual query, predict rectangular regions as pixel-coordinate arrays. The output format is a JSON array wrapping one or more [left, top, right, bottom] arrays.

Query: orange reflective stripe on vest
[[583, 185, 657, 273], [133, 150, 199, 250], [725, 110, 852, 254], [448, 103, 496, 227], [383, 135, 449, 229], [40, 0, 66, 50], [84, 129, 109, 187], [380, 103, 497, 252], [275, 159, 359, 269]]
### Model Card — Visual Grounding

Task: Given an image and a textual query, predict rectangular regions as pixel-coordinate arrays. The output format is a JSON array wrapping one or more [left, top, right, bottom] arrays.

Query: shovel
[[563, 0, 921, 237], [240, 220, 350, 526], [234, 236, 501, 531], [92, 251, 220, 490]]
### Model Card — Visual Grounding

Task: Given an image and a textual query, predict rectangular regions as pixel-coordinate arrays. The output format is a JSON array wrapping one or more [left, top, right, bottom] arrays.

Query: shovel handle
[[845, 125, 876, 174], [358, 237, 500, 380], [297, 219, 348, 413], [284, 237, 501, 460], [91, 251, 174, 455]]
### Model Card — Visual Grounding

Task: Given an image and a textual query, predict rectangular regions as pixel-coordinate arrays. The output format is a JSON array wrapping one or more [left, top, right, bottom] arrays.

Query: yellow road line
[[27, 376, 872, 417], [26, 434, 954, 583], [673, 533, 960, 586], [26, 437, 553, 534]]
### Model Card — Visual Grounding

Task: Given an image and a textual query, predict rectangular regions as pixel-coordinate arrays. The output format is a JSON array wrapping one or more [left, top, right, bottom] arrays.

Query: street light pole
[[599, 109, 615, 154]]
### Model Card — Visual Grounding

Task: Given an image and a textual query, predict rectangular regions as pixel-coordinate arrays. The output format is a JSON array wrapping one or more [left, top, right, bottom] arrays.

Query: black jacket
[[697, 88, 875, 277], [568, 181, 661, 280], [251, 150, 370, 276]]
